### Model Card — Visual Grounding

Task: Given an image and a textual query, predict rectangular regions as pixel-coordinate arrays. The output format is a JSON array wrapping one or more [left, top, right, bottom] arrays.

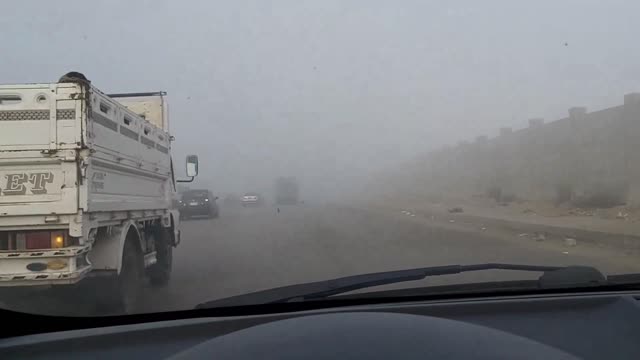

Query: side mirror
[[177, 155, 199, 183], [186, 155, 199, 177]]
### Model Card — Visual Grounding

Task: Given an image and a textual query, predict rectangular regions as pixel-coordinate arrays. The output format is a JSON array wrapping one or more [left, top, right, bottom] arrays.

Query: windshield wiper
[[196, 263, 610, 309]]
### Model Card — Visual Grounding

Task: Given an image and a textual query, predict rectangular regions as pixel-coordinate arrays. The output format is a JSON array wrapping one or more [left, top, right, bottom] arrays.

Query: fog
[[2, 0, 640, 203]]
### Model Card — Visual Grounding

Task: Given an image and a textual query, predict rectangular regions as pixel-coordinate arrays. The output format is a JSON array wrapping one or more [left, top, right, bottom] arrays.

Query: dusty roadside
[[360, 197, 640, 258]]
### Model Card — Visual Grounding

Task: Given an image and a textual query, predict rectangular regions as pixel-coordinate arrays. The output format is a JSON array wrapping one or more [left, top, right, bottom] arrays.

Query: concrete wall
[[417, 93, 640, 207]]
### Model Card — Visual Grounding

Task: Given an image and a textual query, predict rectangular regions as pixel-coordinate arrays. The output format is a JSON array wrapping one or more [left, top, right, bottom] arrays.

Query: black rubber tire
[[117, 240, 145, 314], [95, 239, 144, 315], [148, 227, 173, 287]]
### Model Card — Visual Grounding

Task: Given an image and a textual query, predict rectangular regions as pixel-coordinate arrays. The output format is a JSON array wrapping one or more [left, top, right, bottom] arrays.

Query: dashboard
[[1, 290, 639, 359]]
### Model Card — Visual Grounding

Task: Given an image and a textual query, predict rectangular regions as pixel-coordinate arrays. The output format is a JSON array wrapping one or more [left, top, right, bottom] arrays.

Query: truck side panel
[[83, 91, 172, 212]]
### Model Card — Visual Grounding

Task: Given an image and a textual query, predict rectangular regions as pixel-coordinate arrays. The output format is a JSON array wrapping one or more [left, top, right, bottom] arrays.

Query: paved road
[[3, 203, 638, 316], [140, 203, 640, 314]]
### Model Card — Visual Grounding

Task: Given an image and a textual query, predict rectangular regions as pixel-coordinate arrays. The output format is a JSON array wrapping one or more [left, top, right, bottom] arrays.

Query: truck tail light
[[24, 232, 50, 249], [22, 231, 67, 249], [51, 231, 65, 248], [0, 231, 72, 250]]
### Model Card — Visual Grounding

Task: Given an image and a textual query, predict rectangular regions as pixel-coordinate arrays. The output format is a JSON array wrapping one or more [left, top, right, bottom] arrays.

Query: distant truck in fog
[[275, 177, 299, 205]]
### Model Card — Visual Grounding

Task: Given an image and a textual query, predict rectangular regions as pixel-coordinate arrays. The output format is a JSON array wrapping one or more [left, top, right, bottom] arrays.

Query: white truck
[[0, 72, 198, 313]]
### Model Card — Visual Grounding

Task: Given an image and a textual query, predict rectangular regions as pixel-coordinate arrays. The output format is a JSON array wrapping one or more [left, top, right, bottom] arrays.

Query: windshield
[[182, 191, 209, 200], [1, 1, 640, 317]]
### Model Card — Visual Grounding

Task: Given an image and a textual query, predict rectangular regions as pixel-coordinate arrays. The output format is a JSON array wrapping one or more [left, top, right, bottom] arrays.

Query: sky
[[2, 0, 639, 201]]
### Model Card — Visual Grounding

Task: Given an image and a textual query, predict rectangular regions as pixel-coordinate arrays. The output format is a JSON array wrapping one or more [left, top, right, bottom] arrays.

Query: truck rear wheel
[[148, 226, 173, 286], [95, 238, 144, 315], [119, 240, 144, 313]]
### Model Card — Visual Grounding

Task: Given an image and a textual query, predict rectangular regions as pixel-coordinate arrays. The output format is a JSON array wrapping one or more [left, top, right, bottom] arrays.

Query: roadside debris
[[564, 238, 577, 247], [616, 211, 629, 220], [449, 219, 455, 223], [533, 232, 546, 241], [568, 208, 593, 217], [518, 233, 529, 237], [562, 251, 570, 255]]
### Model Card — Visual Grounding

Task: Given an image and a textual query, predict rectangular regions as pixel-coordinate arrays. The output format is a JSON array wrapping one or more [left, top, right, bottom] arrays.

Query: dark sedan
[[180, 190, 219, 220]]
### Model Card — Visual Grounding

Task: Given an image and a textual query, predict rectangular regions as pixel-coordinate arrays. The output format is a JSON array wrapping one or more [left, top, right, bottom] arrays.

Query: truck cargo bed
[[0, 80, 173, 220]]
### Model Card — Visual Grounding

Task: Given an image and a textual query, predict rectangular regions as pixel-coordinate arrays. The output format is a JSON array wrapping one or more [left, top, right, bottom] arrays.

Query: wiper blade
[[196, 263, 606, 309]]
